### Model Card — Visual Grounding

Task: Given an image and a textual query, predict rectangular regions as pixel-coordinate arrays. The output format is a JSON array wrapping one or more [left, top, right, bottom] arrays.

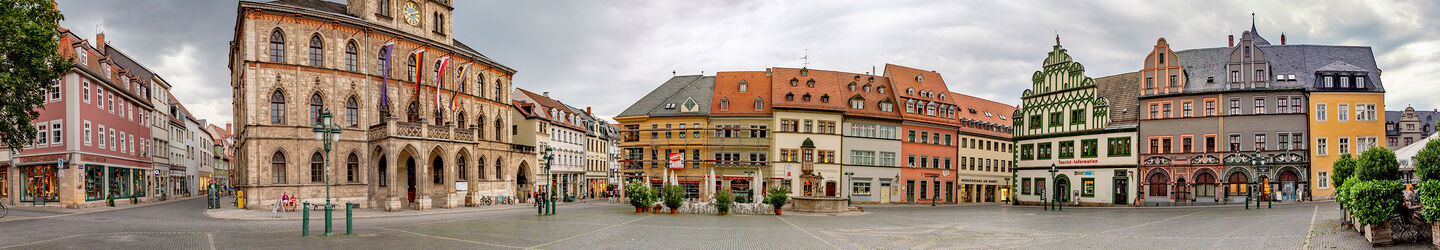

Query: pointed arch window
[[308, 35, 324, 67], [476, 74, 486, 99], [309, 93, 324, 125], [457, 111, 467, 128], [346, 153, 360, 182], [406, 101, 419, 123], [310, 152, 324, 183], [434, 60, 443, 87], [271, 90, 287, 124], [494, 79, 503, 100], [494, 158, 504, 179], [406, 56, 417, 82], [345, 96, 359, 127], [476, 114, 486, 138], [434, 109, 444, 126], [457, 155, 467, 181], [269, 29, 285, 63], [377, 47, 389, 76], [477, 156, 487, 180], [345, 41, 358, 71], [271, 151, 287, 183], [494, 118, 504, 141]]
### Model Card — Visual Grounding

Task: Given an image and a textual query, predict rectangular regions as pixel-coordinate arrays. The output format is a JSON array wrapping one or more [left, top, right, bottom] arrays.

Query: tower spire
[[1251, 13, 1258, 35]]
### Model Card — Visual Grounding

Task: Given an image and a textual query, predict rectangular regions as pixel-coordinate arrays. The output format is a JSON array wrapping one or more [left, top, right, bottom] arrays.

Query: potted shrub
[[715, 190, 734, 215], [1412, 139, 1440, 247], [1347, 148, 1403, 246], [1349, 180, 1402, 246], [766, 187, 789, 215], [662, 184, 685, 214], [625, 181, 653, 213], [1417, 180, 1440, 248], [1332, 154, 1356, 226]]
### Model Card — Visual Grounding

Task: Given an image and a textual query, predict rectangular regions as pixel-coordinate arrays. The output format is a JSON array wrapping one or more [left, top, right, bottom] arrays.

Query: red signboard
[[668, 153, 684, 169]]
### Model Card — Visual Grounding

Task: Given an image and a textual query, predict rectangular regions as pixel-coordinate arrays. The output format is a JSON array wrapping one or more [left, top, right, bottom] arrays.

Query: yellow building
[[1309, 91, 1385, 199], [614, 76, 716, 197]]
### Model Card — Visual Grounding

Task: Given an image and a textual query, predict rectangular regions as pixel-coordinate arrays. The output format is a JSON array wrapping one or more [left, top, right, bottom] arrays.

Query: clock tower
[[348, 0, 453, 44]]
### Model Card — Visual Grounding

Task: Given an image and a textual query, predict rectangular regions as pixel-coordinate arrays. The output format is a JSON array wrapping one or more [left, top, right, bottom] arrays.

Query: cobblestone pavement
[[0, 198, 1430, 249]]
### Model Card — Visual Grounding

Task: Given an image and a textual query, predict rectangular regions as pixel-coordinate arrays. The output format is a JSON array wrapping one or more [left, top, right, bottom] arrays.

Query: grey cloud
[[55, 0, 1440, 126]]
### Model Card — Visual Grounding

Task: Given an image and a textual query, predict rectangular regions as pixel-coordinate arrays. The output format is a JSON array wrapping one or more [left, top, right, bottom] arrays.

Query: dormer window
[[800, 68, 809, 76], [878, 86, 886, 94], [820, 94, 829, 103], [938, 93, 946, 100], [848, 83, 856, 91], [916, 75, 924, 83], [664, 103, 676, 109], [789, 78, 798, 87], [785, 93, 794, 101], [76, 47, 88, 66], [806, 79, 815, 87], [906, 88, 914, 95], [802, 93, 811, 102], [738, 80, 748, 92]]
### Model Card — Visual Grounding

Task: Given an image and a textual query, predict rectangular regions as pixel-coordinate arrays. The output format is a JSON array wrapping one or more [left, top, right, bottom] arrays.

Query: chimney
[[586, 107, 592, 115], [543, 91, 549, 97], [1281, 33, 1286, 45], [96, 32, 106, 47], [1228, 35, 1234, 47]]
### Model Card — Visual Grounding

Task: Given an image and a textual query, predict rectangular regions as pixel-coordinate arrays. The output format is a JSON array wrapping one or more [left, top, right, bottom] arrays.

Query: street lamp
[[1250, 150, 1269, 209], [843, 172, 854, 206], [542, 147, 556, 215], [312, 109, 343, 237], [1048, 163, 1060, 212]]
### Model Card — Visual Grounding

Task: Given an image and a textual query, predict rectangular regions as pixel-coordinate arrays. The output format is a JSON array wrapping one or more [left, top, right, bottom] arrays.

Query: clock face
[[403, 2, 421, 26]]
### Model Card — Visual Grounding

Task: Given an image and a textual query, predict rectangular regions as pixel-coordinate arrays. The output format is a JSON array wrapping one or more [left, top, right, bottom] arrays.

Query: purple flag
[[380, 43, 394, 108]]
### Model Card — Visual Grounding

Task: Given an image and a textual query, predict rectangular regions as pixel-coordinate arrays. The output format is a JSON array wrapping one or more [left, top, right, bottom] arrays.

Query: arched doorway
[[1279, 170, 1299, 202], [405, 157, 417, 203], [1194, 171, 1217, 203], [1146, 170, 1169, 202], [1258, 175, 1270, 201], [1054, 175, 1070, 203], [516, 162, 530, 201], [1174, 177, 1188, 202], [1227, 171, 1249, 203]]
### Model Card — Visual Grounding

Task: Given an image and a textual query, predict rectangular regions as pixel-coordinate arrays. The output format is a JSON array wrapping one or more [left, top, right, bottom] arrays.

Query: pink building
[[2, 28, 157, 208]]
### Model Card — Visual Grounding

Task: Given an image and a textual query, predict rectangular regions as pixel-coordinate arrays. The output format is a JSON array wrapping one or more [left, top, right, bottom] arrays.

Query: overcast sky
[[56, 0, 1440, 125]]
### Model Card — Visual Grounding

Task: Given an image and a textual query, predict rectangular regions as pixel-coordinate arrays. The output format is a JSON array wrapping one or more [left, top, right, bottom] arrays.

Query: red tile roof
[[711, 71, 772, 116]]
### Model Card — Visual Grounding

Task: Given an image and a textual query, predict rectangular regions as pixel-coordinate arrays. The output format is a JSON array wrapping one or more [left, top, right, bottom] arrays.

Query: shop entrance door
[[879, 183, 891, 203], [1114, 179, 1128, 205], [945, 182, 954, 203], [906, 180, 915, 203]]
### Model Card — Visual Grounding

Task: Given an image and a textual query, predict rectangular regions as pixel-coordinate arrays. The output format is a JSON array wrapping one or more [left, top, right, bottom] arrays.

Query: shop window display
[[110, 167, 132, 199], [132, 169, 146, 197], [85, 165, 105, 201], [22, 166, 59, 202]]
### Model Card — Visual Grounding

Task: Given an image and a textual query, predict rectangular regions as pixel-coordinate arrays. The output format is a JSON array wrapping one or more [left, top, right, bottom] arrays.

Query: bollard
[[302, 202, 311, 237], [345, 203, 356, 235], [324, 204, 334, 237]]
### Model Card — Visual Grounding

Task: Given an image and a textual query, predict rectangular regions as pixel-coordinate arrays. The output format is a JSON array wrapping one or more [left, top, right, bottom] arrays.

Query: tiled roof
[[1386, 109, 1440, 136], [104, 44, 156, 82], [1176, 44, 1385, 93], [617, 75, 714, 118], [1095, 72, 1142, 129], [770, 67, 848, 112], [711, 71, 772, 117], [516, 88, 586, 131], [884, 64, 960, 125], [268, 0, 351, 17]]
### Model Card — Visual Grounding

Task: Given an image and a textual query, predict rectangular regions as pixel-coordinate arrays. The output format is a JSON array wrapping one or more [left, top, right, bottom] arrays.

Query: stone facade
[[229, 0, 534, 211]]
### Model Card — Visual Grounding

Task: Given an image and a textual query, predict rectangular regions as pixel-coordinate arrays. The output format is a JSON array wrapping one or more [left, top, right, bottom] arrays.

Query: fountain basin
[[790, 196, 849, 213]]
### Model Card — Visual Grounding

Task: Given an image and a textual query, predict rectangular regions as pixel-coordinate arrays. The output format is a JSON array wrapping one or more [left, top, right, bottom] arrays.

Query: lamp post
[[312, 109, 342, 237], [544, 147, 556, 215], [1250, 150, 1268, 209], [843, 172, 854, 206], [1048, 163, 1060, 212]]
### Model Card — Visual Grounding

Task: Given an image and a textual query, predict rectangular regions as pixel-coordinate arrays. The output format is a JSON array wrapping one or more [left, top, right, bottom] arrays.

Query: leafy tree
[[1415, 139, 1440, 182], [624, 181, 652, 209], [1332, 154, 1356, 189], [0, 0, 72, 150], [1355, 147, 1400, 181]]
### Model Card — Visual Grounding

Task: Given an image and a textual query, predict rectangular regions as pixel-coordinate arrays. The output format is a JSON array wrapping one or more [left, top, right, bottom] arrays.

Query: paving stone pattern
[[0, 198, 1431, 249]]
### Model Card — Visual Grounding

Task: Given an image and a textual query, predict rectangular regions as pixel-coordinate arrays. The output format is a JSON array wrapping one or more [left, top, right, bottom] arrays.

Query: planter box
[[1364, 219, 1393, 247], [1433, 223, 1440, 248]]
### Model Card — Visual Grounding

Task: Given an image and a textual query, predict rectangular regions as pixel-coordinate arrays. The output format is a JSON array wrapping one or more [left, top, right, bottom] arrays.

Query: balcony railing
[[368, 118, 490, 144]]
